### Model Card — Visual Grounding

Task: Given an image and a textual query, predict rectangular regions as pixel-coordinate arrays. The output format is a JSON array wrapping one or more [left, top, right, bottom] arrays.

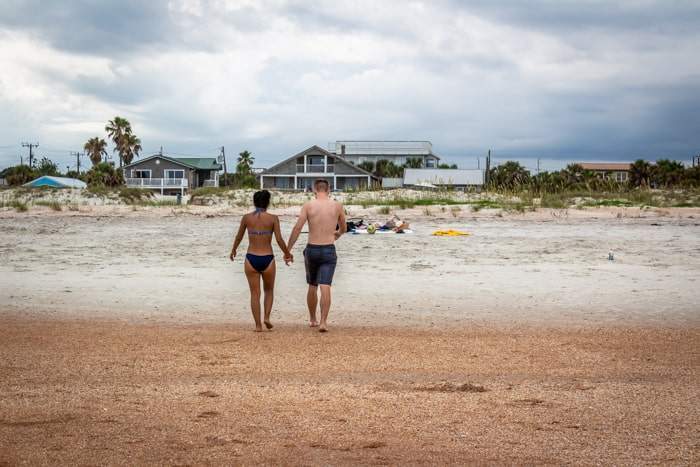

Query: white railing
[[125, 178, 188, 188], [202, 180, 218, 187], [296, 164, 334, 173]]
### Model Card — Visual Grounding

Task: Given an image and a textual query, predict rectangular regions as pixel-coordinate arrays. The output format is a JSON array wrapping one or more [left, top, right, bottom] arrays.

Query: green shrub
[[35, 200, 62, 211], [118, 187, 153, 204], [4, 165, 38, 186], [11, 200, 28, 212], [85, 162, 124, 188]]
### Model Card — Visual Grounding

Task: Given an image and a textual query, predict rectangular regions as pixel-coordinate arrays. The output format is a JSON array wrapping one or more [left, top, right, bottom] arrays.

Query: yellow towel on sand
[[432, 229, 470, 237]]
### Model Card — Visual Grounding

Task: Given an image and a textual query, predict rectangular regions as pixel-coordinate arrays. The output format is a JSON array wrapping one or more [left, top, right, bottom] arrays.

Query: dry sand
[[1, 205, 699, 464]]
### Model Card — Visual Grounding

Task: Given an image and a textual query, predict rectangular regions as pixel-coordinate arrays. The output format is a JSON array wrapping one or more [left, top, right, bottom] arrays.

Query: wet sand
[[0, 318, 698, 465]]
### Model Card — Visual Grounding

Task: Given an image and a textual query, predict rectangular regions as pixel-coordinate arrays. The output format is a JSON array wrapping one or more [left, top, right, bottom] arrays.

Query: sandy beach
[[1, 204, 699, 464]]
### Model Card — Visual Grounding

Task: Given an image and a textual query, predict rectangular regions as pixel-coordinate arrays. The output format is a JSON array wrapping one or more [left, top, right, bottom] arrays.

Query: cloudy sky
[[1, 0, 699, 171]]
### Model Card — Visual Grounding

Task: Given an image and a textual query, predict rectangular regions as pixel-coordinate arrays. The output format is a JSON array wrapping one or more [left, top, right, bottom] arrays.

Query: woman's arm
[[273, 216, 293, 264], [230, 215, 247, 261]]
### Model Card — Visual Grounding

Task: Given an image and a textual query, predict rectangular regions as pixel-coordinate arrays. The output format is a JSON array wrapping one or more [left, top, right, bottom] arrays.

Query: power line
[[21, 142, 39, 167], [70, 151, 85, 173]]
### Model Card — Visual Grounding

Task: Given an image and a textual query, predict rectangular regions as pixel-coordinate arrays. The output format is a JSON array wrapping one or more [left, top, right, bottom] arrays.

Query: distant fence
[[381, 177, 403, 188]]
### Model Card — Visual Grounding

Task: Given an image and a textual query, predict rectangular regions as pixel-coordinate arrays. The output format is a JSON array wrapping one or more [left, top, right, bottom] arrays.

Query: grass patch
[[377, 206, 391, 215], [582, 198, 634, 207], [11, 200, 28, 212], [191, 187, 230, 198], [35, 200, 63, 211], [118, 187, 153, 204], [539, 193, 570, 209]]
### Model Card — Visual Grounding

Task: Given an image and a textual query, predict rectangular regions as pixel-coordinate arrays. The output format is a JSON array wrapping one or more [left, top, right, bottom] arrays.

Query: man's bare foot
[[264, 320, 273, 330], [309, 320, 319, 328], [254, 325, 263, 332], [319, 324, 328, 333]]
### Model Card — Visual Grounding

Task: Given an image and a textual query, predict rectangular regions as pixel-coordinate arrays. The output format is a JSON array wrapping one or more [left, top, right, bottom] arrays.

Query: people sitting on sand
[[230, 190, 293, 332]]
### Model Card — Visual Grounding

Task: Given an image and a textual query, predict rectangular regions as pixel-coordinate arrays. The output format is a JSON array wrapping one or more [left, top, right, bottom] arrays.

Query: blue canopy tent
[[23, 176, 87, 189]]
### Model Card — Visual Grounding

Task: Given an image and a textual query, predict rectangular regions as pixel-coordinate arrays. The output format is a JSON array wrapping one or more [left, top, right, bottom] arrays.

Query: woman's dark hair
[[253, 190, 271, 209]]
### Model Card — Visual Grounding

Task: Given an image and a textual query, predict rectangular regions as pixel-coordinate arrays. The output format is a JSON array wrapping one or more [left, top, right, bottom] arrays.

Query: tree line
[[487, 159, 700, 192], [356, 157, 458, 178]]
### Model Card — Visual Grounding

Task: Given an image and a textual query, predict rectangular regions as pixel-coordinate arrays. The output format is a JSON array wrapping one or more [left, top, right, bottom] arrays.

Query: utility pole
[[21, 142, 39, 167], [537, 158, 541, 175], [485, 149, 491, 187], [220, 146, 228, 182], [70, 151, 84, 173], [477, 157, 480, 170]]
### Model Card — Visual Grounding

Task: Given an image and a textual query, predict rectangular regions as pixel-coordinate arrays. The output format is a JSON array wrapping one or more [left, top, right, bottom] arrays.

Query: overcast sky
[[1, 0, 699, 171]]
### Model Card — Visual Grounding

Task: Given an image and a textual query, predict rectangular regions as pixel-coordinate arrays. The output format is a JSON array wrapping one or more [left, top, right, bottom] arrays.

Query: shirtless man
[[287, 179, 346, 332]]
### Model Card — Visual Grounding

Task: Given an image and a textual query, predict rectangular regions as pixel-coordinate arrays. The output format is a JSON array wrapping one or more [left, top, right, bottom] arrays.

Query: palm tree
[[105, 116, 132, 167], [84, 137, 108, 166], [120, 133, 142, 166], [374, 159, 402, 178], [357, 161, 375, 173], [629, 159, 652, 188], [237, 150, 255, 175], [404, 157, 424, 169], [654, 159, 684, 187], [488, 161, 530, 190]]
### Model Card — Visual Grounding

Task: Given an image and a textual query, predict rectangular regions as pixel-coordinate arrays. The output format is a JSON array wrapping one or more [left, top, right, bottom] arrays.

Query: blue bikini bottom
[[246, 253, 274, 273]]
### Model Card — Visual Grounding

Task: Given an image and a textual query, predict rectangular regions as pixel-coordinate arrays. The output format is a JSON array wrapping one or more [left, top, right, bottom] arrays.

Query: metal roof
[[403, 168, 484, 186], [24, 176, 87, 189], [122, 154, 222, 170]]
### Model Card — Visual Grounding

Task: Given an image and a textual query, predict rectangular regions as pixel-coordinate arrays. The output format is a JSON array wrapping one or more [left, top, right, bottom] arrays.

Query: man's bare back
[[305, 198, 344, 245]]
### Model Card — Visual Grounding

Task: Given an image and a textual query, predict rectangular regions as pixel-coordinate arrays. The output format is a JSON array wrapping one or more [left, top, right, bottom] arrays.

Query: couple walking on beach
[[229, 179, 346, 332]]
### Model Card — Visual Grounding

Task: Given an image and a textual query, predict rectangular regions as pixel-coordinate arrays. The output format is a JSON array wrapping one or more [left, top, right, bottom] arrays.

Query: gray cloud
[[0, 0, 698, 170]]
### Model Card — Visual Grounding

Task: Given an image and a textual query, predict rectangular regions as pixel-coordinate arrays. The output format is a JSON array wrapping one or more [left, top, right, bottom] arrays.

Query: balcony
[[125, 178, 188, 188], [296, 164, 334, 173]]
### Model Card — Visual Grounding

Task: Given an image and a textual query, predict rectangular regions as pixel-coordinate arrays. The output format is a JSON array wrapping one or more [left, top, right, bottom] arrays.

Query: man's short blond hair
[[314, 179, 330, 192]]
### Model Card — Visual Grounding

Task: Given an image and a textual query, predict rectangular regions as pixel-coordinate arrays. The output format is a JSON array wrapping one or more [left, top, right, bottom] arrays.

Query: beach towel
[[432, 229, 470, 237]]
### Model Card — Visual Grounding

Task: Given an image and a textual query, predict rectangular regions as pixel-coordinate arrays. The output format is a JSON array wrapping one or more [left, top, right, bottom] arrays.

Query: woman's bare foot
[[264, 320, 273, 330], [309, 321, 319, 328], [254, 325, 263, 332], [319, 324, 328, 333]]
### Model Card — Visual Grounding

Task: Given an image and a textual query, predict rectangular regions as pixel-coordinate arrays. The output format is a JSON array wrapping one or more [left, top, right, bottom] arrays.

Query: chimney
[[341, 144, 346, 156]]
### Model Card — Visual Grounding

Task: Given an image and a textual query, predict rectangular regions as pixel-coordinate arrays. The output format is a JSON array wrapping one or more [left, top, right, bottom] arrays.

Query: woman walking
[[230, 190, 293, 331]]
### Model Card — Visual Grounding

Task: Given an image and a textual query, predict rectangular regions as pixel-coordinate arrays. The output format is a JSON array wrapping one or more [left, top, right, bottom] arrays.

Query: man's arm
[[272, 215, 293, 264], [230, 215, 247, 261], [334, 203, 347, 240], [286, 203, 308, 251]]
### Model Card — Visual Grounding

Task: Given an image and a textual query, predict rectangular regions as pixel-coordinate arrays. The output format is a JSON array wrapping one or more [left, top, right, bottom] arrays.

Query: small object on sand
[[432, 229, 470, 237], [608, 251, 614, 261], [367, 225, 377, 234]]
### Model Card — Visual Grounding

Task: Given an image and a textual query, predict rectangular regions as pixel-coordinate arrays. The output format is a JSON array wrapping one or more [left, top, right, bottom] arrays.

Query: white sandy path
[[0, 208, 699, 327]]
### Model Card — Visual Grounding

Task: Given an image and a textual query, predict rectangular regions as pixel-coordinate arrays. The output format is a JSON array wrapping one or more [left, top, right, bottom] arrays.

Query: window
[[616, 172, 628, 182], [132, 169, 151, 179], [165, 169, 185, 179]]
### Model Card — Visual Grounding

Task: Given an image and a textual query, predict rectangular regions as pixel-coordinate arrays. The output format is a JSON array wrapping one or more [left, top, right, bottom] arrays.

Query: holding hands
[[284, 252, 294, 266]]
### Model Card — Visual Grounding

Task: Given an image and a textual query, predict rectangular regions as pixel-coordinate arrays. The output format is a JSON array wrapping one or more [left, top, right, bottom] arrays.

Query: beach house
[[122, 154, 222, 195], [330, 141, 440, 168], [258, 145, 378, 191]]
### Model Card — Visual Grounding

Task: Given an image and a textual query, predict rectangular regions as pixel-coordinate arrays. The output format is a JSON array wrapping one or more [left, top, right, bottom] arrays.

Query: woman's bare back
[[245, 212, 277, 255]]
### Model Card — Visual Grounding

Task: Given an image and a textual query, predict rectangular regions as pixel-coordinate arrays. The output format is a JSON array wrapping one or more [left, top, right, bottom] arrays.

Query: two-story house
[[258, 145, 377, 191]]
